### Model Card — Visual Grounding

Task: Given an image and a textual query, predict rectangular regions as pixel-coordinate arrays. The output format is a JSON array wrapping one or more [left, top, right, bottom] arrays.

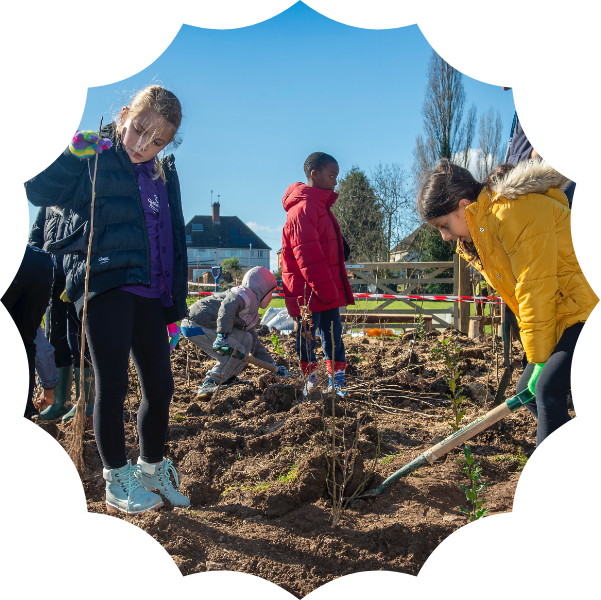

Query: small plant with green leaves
[[271, 333, 286, 357], [432, 336, 467, 431], [457, 445, 488, 522], [415, 312, 426, 341], [447, 373, 468, 431], [173, 413, 186, 423]]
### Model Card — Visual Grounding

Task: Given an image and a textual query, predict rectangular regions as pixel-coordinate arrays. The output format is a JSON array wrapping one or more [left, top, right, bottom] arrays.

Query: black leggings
[[85, 289, 174, 469], [516, 322, 584, 447]]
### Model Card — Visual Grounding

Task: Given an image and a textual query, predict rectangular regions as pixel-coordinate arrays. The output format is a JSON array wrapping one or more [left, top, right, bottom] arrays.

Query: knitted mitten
[[168, 321, 181, 354], [69, 130, 112, 160]]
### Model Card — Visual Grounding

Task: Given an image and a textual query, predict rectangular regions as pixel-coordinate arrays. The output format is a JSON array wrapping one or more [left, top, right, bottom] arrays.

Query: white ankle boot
[[137, 457, 190, 508], [103, 460, 164, 515]]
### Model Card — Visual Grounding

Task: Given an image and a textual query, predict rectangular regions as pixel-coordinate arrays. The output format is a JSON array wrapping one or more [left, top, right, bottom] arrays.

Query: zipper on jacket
[[124, 151, 152, 285]]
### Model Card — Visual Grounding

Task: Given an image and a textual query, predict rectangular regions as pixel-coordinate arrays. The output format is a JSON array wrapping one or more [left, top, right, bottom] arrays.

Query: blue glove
[[213, 333, 229, 355], [527, 363, 546, 395], [275, 365, 290, 377]]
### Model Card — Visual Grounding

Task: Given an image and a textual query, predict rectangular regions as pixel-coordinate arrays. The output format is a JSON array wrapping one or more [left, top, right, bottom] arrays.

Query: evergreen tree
[[332, 167, 386, 262]]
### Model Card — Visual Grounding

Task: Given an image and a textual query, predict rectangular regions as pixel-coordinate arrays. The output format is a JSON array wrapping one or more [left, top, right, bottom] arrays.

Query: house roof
[[185, 216, 271, 250], [391, 224, 426, 254]]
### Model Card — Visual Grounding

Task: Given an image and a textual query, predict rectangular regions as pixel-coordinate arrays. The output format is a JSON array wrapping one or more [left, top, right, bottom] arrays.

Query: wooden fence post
[[458, 256, 470, 334], [453, 255, 459, 329]]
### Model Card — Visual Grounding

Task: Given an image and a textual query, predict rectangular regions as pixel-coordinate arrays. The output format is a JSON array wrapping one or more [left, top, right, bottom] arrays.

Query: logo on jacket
[[98, 256, 110, 264]]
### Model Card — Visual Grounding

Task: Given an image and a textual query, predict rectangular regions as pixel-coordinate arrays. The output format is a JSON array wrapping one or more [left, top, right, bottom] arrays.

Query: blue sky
[[28, 2, 516, 269]]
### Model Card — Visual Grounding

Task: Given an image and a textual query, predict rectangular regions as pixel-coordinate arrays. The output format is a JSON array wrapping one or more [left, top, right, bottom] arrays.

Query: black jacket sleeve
[[25, 147, 87, 208], [28, 208, 46, 248]]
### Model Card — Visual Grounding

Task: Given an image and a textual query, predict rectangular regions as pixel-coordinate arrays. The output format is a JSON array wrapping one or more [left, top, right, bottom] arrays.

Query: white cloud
[[246, 221, 281, 234], [451, 147, 501, 181]]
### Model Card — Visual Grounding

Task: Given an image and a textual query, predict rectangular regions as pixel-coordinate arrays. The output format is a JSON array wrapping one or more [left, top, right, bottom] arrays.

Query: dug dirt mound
[[44, 327, 547, 598]]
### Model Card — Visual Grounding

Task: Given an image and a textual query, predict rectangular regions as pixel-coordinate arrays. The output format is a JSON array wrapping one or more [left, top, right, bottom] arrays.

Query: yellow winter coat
[[457, 161, 598, 364]]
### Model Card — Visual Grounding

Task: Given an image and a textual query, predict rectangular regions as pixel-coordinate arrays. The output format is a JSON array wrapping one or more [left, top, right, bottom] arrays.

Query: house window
[[185, 235, 192, 243], [226, 249, 243, 258], [194, 249, 210, 258], [192, 223, 203, 231], [250, 250, 265, 258]]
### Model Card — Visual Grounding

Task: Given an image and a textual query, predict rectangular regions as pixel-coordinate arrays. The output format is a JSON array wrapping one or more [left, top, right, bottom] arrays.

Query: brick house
[[186, 202, 271, 281]]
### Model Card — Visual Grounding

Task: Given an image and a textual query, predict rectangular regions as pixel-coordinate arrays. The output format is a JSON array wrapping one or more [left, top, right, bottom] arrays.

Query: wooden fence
[[341, 256, 473, 332]]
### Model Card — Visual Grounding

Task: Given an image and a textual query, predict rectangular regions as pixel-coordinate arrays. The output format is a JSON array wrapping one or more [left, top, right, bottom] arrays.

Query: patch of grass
[[219, 481, 272, 500], [276, 464, 300, 484], [346, 299, 454, 312], [489, 448, 529, 471], [381, 451, 402, 465]]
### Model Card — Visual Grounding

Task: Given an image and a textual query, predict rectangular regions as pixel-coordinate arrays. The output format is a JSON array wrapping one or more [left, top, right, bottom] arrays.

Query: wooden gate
[[341, 256, 470, 331]]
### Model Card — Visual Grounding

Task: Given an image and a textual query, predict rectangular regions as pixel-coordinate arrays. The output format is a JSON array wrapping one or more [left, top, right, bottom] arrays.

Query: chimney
[[212, 202, 220, 224]]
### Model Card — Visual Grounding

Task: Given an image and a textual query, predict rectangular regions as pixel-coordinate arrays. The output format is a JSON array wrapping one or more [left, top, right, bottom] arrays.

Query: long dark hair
[[417, 160, 514, 264]]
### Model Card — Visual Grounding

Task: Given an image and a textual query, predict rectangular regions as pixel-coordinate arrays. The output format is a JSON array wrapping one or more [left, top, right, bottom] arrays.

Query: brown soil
[[39, 328, 568, 598]]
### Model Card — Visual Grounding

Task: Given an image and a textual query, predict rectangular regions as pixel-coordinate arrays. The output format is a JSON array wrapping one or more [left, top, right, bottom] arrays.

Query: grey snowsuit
[[182, 267, 275, 383]]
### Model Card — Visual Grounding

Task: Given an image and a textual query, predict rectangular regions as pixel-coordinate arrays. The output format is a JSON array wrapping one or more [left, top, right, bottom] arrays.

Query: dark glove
[[275, 365, 290, 377], [213, 333, 229, 355]]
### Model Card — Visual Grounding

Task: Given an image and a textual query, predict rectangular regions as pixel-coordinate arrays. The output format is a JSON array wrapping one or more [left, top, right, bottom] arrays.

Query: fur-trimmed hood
[[459, 160, 597, 364], [488, 160, 572, 201]]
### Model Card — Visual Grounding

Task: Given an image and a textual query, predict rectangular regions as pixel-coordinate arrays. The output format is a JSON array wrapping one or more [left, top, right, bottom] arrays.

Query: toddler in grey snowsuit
[[181, 266, 277, 398]]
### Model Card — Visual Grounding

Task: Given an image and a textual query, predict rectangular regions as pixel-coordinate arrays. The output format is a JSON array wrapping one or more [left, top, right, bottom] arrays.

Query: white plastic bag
[[261, 307, 294, 332]]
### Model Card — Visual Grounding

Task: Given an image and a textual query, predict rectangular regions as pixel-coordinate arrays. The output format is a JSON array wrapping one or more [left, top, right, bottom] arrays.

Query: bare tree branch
[[476, 106, 503, 180], [370, 163, 417, 259]]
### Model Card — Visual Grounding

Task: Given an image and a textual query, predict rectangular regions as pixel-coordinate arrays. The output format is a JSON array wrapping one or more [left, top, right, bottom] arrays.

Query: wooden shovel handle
[[230, 349, 279, 374], [425, 402, 511, 463]]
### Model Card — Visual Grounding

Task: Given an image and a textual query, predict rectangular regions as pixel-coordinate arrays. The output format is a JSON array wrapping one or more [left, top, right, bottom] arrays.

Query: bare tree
[[476, 106, 503, 180], [412, 51, 477, 188], [456, 103, 477, 169], [370, 163, 417, 260]]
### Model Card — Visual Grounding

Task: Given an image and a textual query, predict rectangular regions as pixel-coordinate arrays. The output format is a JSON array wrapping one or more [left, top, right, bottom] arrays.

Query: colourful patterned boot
[[301, 361, 319, 396], [325, 361, 346, 397]]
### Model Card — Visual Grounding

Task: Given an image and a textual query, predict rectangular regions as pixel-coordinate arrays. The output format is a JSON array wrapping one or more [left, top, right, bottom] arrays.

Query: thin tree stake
[[68, 117, 103, 477]]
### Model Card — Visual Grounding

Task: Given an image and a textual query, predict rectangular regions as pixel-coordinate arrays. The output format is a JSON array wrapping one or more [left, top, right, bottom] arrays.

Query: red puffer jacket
[[281, 183, 354, 317]]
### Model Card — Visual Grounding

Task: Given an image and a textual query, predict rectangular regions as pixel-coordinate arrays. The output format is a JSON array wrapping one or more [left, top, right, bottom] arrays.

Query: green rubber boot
[[39, 366, 73, 420], [62, 367, 95, 423]]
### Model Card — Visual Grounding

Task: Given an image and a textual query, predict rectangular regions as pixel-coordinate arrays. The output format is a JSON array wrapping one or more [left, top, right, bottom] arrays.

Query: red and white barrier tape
[[188, 281, 284, 290], [188, 290, 503, 304]]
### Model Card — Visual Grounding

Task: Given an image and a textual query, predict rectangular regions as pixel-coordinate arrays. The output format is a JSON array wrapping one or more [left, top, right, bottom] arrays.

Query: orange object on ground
[[365, 328, 395, 337]]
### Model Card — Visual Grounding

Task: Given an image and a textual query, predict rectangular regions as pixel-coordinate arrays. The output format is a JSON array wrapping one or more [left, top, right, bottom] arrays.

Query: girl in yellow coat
[[418, 159, 598, 446]]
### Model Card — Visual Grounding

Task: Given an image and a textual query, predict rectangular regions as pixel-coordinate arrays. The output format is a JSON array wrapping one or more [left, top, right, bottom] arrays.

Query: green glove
[[527, 363, 546, 395]]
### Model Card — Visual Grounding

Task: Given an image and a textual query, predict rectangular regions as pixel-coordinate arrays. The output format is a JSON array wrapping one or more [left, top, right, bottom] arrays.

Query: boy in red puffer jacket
[[281, 152, 354, 396]]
